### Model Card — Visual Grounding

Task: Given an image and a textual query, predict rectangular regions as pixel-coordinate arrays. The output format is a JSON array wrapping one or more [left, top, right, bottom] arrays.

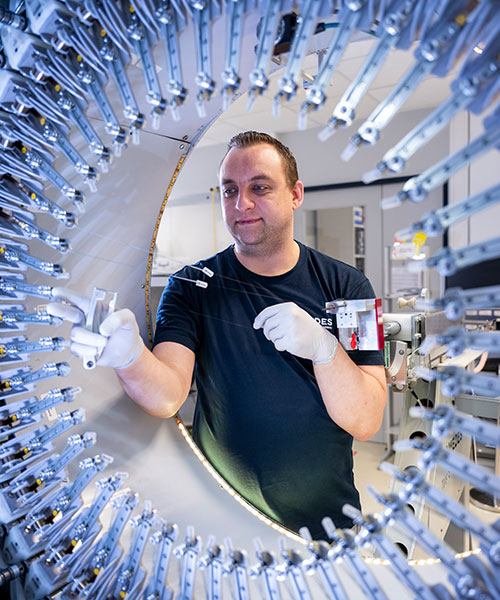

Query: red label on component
[[375, 298, 384, 350], [351, 333, 357, 350]]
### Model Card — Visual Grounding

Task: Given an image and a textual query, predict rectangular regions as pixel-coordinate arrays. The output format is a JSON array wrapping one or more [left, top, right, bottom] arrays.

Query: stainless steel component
[[419, 326, 500, 357], [198, 534, 225, 600], [411, 404, 500, 446], [409, 235, 500, 276], [222, 536, 250, 600], [397, 183, 500, 240], [0, 239, 68, 278], [299, 2, 363, 130], [155, 0, 188, 121], [323, 517, 388, 600], [382, 102, 500, 209], [82, 287, 117, 370], [0, 431, 95, 524], [319, 0, 427, 139], [64, 490, 139, 598], [2, 453, 112, 563], [174, 525, 202, 600], [0, 206, 71, 253], [23, 471, 126, 600], [0, 335, 65, 364], [249, 537, 282, 600], [220, 0, 250, 111], [367, 485, 500, 600], [342, 0, 495, 161], [0, 386, 80, 438], [272, 0, 332, 117], [247, 0, 294, 110], [380, 463, 500, 568], [415, 284, 500, 321], [100, 500, 157, 600], [363, 18, 500, 182], [0, 177, 77, 227], [0, 361, 71, 400], [416, 364, 500, 398], [343, 504, 449, 600], [0, 409, 85, 482], [275, 537, 312, 600], [394, 436, 500, 498], [299, 527, 348, 600], [190, 0, 221, 117], [142, 520, 178, 600]]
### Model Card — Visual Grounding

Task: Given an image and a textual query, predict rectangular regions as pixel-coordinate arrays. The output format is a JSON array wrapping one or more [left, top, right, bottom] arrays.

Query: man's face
[[219, 143, 303, 254]]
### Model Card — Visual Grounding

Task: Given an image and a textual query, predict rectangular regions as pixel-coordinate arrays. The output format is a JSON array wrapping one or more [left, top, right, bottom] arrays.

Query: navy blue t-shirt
[[154, 242, 384, 538]]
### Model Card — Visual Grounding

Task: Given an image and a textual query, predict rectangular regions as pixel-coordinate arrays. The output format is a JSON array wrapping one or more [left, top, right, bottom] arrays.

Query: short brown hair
[[221, 131, 299, 189]]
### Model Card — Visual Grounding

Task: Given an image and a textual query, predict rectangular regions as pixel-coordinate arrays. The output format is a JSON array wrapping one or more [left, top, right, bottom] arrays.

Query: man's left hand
[[253, 302, 338, 365]]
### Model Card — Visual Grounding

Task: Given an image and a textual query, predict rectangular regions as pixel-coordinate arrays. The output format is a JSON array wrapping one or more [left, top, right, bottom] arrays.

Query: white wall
[[155, 108, 450, 277]]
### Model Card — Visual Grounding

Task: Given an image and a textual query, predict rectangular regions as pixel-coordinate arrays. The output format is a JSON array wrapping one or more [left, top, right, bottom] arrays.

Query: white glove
[[47, 287, 144, 369], [253, 302, 338, 365]]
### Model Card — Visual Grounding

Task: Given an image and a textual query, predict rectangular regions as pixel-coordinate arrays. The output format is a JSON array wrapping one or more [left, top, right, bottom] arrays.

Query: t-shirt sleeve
[[343, 273, 385, 367], [153, 270, 201, 353]]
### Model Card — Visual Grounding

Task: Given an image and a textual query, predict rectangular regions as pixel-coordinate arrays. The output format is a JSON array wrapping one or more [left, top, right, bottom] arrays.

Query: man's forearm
[[314, 345, 387, 441], [114, 344, 193, 418]]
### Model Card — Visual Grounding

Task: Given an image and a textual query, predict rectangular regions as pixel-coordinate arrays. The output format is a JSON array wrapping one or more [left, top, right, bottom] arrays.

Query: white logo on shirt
[[315, 317, 333, 330]]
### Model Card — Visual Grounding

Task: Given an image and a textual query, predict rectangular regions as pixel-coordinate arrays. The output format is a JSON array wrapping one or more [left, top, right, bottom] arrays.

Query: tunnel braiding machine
[[0, 0, 499, 598]]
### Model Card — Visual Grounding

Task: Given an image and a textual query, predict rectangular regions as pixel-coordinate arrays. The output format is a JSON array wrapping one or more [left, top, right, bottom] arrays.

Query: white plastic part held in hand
[[83, 287, 117, 370], [253, 302, 338, 365]]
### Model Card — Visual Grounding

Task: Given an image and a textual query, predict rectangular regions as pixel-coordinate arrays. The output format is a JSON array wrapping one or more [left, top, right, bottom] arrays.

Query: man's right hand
[[47, 287, 145, 369]]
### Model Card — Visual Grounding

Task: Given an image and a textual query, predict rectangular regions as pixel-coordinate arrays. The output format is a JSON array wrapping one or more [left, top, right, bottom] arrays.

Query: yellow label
[[120, 591, 126, 599], [21, 147, 27, 153], [0, 347, 5, 355], [36, 478, 42, 485], [11, 413, 17, 421], [129, 4, 135, 12], [53, 509, 58, 517], [0, 247, 4, 254], [4, 381, 10, 388], [23, 447, 29, 454], [455, 13, 467, 25], [101, 29, 106, 37], [93, 568, 100, 576], [77, 55, 82, 62], [40, 118, 46, 125], [31, 192, 36, 200], [71, 539, 77, 546], [55, 84, 61, 92], [413, 232, 427, 255]]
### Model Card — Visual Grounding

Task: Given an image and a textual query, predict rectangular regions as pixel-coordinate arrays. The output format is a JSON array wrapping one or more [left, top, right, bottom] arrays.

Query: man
[[49, 131, 386, 539]]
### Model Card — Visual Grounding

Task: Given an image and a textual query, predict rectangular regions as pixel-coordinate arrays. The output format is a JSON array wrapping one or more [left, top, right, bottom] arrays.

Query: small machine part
[[174, 525, 202, 600], [275, 537, 312, 600], [325, 298, 384, 351], [249, 537, 282, 600], [198, 534, 225, 600], [83, 287, 117, 370], [222, 536, 250, 600]]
